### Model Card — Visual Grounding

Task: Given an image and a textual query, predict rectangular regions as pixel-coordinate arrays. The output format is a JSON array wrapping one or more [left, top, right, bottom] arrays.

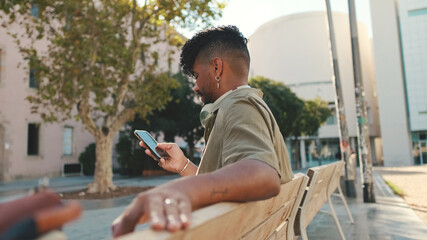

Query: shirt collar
[[200, 85, 250, 128]]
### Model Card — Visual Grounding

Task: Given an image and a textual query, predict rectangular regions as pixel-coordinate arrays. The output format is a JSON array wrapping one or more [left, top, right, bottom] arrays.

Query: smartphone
[[134, 130, 169, 161]]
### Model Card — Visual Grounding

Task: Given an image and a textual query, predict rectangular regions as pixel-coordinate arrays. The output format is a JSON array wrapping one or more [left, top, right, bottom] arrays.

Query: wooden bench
[[294, 161, 354, 240], [117, 173, 308, 240]]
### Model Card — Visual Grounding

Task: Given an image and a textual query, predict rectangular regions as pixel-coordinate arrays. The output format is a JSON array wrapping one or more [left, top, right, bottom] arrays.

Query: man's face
[[192, 58, 216, 104]]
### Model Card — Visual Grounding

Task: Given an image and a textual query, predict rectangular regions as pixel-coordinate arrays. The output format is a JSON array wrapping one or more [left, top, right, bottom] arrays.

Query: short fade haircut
[[180, 25, 250, 78]]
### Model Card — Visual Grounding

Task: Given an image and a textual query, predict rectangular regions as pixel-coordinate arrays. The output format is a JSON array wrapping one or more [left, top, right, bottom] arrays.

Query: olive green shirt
[[197, 87, 294, 184]]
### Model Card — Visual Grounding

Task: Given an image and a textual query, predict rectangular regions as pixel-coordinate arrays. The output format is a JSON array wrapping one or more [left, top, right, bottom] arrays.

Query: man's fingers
[[149, 196, 191, 232], [111, 194, 149, 238], [139, 141, 148, 148], [149, 196, 166, 231], [163, 198, 180, 232], [163, 197, 191, 232], [145, 149, 156, 160], [158, 158, 166, 168], [111, 215, 125, 237], [111, 213, 136, 237], [178, 201, 191, 229], [156, 143, 174, 151]]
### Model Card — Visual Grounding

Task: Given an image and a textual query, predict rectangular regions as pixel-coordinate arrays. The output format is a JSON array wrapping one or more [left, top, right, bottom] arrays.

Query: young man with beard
[[112, 25, 293, 237]]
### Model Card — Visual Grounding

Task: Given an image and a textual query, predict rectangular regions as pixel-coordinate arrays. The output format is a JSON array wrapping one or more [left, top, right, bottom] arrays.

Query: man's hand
[[140, 142, 197, 175], [111, 188, 191, 238]]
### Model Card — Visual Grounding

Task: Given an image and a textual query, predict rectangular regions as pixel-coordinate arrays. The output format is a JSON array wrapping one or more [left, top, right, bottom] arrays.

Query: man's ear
[[212, 57, 223, 77]]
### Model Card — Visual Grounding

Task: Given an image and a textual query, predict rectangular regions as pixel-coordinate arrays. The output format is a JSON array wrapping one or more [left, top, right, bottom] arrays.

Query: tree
[[249, 76, 304, 139], [249, 76, 330, 169], [291, 98, 331, 169], [1, 0, 224, 193], [78, 143, 96, 176], [130, 71, 204, 161], [115, 134, 157, 176]]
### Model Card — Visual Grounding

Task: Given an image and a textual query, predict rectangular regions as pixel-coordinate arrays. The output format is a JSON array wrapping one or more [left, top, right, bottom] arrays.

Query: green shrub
[[115, 134, 161, 176], [79, 143, 96, 176]]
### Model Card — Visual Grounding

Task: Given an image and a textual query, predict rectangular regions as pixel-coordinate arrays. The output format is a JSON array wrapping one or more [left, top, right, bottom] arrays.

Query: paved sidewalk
[[375, 165, 427, 225], [0, 175, 94, 203], [305, 169, 427, 239], [62, 175, 179, 240]]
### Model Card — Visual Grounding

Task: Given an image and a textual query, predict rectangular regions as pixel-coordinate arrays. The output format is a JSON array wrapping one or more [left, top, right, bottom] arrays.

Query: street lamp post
[[324, 0, 357, 197], [347, 0, 376, 203]]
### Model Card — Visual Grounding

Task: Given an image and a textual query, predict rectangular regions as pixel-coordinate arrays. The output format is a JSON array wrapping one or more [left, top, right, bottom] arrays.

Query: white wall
[[248, 12, 380, 140], [370, 0, 413, 166], [397, 0, 427, 132]]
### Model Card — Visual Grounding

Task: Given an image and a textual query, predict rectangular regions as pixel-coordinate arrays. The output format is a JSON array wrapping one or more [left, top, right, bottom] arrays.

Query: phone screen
[[134, 130, 168, 160]]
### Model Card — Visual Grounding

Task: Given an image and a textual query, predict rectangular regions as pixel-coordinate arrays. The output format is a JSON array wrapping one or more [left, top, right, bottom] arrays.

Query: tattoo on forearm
[[211, 188, 228, 197]]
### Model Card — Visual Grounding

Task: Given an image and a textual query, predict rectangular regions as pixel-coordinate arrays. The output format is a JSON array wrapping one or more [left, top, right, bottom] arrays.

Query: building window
[[408, 8, 427, 17], [27, 123, 39, 155], [29, 67, 38, 88], [325, 113, 336, 125], [325, 103, 337, 125], [63, 127, 73, 156], [325, 106, 336, 125], [31, 3, 39, 18]]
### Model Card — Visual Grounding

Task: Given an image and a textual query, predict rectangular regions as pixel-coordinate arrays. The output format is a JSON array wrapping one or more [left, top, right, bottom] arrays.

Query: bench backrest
[[327, 161, 345, 196], [294, 161, 344, 236], [118, 173, 308, 240]]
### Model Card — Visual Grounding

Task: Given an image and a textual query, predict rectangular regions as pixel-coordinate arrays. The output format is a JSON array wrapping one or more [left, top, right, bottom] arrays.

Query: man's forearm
[[111, 159, 281, 236], [160, 159, 281, 210]]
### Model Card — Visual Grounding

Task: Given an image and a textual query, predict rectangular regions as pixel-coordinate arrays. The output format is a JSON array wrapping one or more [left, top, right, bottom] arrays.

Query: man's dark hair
[[180, 25, 250, 78]]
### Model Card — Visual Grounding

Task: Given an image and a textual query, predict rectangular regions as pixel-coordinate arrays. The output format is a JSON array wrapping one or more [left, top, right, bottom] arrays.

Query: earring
[[215, 76, 221, 89]]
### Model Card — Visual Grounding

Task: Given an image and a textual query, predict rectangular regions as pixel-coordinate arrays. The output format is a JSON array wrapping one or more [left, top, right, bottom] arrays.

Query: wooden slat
[[294, 161, 348, 239], [118, 173, 308, 240], [327, 161, 344, 196], [303, 165, 335, 225], [242, 200, 293, 240], [274, 220, 288, 239]]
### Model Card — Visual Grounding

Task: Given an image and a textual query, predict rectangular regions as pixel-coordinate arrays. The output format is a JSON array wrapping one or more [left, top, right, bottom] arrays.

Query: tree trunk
[[87, 133, 116, 194]]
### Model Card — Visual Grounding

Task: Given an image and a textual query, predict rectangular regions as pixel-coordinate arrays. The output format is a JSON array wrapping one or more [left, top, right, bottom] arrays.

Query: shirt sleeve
[[221, 99, 282, 177]]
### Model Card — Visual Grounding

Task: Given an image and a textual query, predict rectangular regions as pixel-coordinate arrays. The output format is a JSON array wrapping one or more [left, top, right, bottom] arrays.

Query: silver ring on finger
[[164, 198, 178, 206]]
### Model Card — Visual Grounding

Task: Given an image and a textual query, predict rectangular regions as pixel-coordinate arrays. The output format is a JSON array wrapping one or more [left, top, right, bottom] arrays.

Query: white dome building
[[248, 12, 381, 167]]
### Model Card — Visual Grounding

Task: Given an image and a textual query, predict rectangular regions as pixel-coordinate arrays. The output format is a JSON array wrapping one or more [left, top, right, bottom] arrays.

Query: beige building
[[0, 10, 180, 181], [0, 21, 95, 181], [248, 12, 382, 168]]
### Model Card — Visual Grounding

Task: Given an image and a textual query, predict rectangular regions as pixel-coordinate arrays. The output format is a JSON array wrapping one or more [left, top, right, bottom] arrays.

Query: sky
[[183, 0, 373, 38]]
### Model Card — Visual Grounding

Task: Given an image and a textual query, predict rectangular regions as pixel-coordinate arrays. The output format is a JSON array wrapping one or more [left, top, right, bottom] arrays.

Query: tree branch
[[89, 2, 99, 67], [112, 74, 130, 114], [77, 93, 98, 137], [110, 108, 135, 133]]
